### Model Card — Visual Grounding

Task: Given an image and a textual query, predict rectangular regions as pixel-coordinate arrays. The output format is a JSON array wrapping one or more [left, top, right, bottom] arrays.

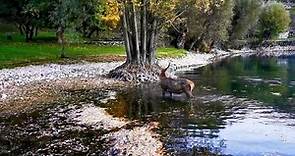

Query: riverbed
[[0, 55, 294, 155]]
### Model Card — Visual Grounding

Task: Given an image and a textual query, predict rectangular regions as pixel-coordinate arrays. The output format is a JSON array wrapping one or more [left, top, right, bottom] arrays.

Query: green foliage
[[290, 7, 295, 16], [75, 0, 106, 38], [258, 2, 291, 40], [49, 0, 80, 28], [230, 0, 263, 41], [187, 0, 234, 52], [206, 0, 234, 42]]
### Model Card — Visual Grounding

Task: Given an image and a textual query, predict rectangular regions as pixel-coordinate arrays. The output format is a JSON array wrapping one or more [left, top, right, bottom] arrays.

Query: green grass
[[0, 24, 186, 68], [0, 31, 186, 69]]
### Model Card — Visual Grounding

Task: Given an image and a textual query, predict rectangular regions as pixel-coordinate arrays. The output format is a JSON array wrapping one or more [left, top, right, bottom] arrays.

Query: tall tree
[[104, 0, 228, 81], [258, 2, 291, 40], [103, 0, 179, 65], [49, 0, 80, 58], [229, 0, 263, 44], [185, 0, 234, 52], [0, 0, 47, 41], [105, 0, 226, 62]]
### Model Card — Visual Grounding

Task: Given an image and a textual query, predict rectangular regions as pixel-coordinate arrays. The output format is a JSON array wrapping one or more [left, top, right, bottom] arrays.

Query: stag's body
[[160, 64, 195, 98]]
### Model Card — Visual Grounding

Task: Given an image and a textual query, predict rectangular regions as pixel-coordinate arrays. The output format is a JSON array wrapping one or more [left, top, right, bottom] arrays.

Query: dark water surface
[[1, 56, 295, 155], [104, 56, 295, 155]]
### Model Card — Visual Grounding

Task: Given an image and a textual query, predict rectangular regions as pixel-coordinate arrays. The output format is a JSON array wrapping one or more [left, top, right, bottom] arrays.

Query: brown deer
[[160, 63, 195, 98]]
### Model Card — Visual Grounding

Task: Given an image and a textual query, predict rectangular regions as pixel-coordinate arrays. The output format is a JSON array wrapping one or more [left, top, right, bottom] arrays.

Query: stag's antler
[[163, 63, 171, 72]]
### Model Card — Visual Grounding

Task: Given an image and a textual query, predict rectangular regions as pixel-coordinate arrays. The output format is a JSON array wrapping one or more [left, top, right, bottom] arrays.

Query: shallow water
[[103, 56, 295, 155], [1, 56, 295, 155]]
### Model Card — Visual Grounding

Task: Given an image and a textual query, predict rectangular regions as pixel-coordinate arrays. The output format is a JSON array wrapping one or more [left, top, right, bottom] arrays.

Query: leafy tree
[[103, 0, 232, 67], [0, 0, 47, 41], [49, 0, 80, 58], [75, 0, 106, 38], [258, 2, 291, 40], [103, 0, 180, 66], [186, 0, 234, 52], [230, 0, 263, 43]]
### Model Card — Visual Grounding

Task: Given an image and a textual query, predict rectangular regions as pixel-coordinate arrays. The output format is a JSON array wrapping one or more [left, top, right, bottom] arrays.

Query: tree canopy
[[0, 0, 292, 55], [258, 2, 291, 40]]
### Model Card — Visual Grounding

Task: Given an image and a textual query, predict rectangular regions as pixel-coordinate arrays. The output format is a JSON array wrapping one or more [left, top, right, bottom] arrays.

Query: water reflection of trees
[[105, 56, 295, 155], [193, 56, 294, 112], [106, 85, 248, 155]]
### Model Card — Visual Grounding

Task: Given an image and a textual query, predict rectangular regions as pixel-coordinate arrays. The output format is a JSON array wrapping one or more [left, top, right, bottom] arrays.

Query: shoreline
[[0, 49, 295, 155], [2, 49, 294, 105], [0, 50, 236, 103], [0, 50, 237, 155]]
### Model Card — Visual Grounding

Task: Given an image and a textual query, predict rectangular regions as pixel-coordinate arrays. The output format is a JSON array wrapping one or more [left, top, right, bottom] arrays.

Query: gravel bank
[[1, 49, 294, 103], [256, 46, 295, 57], [0, 50, 247, 156], [0, 50, 236, 103], [1, 49, 293, 156]]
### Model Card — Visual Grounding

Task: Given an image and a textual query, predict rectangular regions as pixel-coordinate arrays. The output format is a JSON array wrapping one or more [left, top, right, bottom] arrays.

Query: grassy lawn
[[0, 30, 186, 69]]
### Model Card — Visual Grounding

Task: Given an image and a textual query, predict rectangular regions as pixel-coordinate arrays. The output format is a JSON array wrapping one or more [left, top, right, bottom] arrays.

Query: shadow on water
[[1, 56, 295, 155]]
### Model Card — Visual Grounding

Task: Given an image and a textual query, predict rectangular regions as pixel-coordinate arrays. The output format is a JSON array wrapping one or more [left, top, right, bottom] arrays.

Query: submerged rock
[[69, 104, 164, 156], [70, 104, 126, 130]]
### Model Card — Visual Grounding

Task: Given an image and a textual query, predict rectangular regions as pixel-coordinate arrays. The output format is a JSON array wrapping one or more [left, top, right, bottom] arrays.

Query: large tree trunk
[[176, 32, 186, 49], [56, 26, 66, 58], [122, 5, 132, 63], [132, 2, 140, 64], [34, 27, 38, 37], [120, 1, 159, 65], [24, 25, 35, 42], [109, 1, 161, 82], [140, 0, 147, 64], [147, 19, 158, 65]]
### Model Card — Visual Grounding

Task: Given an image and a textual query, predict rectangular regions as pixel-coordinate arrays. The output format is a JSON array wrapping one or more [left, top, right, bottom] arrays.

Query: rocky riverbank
[[1, 49, 293, 155], [0, 50, 237, 103], [0, 50, 237, 155], [256, 46, 295, 57]]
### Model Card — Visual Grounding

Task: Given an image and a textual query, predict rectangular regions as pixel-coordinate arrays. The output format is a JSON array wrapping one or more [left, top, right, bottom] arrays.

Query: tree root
[[108, 63, 162, 83]]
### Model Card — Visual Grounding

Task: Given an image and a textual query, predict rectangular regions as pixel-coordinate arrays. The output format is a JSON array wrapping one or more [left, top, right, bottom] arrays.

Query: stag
[[159, 63, 195, 98]]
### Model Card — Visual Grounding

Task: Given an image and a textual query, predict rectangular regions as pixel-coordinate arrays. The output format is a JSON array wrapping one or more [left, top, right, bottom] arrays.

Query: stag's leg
[[184, 88, 194, 98], [162, 89, 166, 97], [185, 91, 193, 98], [183, 84, 194, 98], [169, 92, 173, 97]]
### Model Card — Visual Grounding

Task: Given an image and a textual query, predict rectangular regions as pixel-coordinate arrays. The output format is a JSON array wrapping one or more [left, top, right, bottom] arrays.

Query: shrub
[[258, 2, 291, 40]]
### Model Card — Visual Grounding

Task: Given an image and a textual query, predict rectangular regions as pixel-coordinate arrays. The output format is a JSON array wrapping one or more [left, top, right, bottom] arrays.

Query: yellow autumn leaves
[[194, 0, 225, 14], [101, 0, 121, 29], [100, 0, 225, 29]]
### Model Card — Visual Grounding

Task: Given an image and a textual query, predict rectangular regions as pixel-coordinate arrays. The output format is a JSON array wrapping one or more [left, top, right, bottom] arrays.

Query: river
[[1, 55, 294, 155]]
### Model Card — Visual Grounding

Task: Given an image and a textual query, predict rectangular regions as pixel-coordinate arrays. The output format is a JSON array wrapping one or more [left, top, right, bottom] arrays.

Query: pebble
[[256, 46, 295, 57], [1, 93, 7, 100]]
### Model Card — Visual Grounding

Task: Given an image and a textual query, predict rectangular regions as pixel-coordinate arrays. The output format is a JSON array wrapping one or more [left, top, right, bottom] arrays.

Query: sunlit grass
[[0, 26, 186, 69], [0, 40, 186, 69]]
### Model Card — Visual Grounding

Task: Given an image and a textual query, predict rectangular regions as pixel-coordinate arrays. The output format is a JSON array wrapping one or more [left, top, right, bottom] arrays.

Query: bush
[[258, 2, 291, 40], [230, 0, 263, 41]]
